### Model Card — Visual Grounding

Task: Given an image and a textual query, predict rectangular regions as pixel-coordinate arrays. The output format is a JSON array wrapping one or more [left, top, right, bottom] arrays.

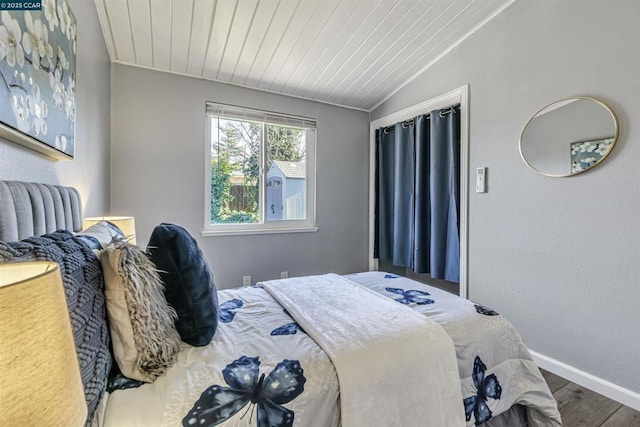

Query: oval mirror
[[519, 97, 619, 177]]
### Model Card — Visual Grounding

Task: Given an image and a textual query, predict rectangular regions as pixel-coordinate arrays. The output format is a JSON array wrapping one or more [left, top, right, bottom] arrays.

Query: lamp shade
[[84, 216, 136, 244], [0, 262, 87, 426]]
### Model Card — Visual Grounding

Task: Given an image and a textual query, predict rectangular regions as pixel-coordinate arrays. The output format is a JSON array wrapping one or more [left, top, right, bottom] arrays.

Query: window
[[204, 103, 317, 235]]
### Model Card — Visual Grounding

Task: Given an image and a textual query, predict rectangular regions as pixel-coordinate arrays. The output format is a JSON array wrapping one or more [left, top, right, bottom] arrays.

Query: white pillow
[[76, 221, 126, 250]]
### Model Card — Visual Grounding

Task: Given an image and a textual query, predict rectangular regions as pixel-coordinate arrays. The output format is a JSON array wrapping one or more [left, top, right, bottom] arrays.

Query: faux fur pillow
[[100, 242, 181, 382]]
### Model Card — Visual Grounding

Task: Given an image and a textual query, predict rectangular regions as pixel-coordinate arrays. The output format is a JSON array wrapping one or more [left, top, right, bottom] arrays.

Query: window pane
[[210, 118, 261, 224], [266, 124, 306, 221]]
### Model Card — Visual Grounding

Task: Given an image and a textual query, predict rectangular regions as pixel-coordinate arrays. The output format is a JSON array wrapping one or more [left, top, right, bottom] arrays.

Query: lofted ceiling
[[95, 0, 514, 111]]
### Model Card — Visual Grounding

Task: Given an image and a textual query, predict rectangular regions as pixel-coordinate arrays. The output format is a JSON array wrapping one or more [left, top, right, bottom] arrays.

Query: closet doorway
[[369, 85, 469, 298]]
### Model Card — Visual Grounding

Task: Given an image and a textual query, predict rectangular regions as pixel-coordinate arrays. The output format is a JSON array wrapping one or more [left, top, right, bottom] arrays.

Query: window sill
[[201, 226, 319, 237]]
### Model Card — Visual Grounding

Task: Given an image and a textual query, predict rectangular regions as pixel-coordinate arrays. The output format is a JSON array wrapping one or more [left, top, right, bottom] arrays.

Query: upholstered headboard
[[0, 181, 82, 241]]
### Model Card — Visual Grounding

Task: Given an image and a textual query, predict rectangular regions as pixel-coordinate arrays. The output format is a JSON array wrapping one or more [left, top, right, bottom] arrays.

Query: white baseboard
[[530, 350, 640, 412]]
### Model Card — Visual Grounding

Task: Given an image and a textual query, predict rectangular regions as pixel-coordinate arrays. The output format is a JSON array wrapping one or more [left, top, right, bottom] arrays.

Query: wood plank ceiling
[[95, 0, 513, 111]]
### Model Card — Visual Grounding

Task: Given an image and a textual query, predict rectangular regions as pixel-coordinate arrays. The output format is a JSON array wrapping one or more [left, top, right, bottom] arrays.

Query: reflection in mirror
[[520, 97, 619, 177]]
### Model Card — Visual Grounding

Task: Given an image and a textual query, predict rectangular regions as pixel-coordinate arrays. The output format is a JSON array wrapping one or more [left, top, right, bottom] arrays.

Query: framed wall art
[[0, 1, 76, 160]]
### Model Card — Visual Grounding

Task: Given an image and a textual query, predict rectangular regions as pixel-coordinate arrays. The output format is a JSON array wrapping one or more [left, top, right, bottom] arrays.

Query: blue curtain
[[375, 106, 460, 282], [375, 122, 415, 266]]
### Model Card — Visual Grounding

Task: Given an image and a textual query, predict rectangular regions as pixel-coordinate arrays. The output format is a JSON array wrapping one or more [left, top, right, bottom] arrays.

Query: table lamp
[[83, 216, 136, 244], [0, 262, 87, 426]]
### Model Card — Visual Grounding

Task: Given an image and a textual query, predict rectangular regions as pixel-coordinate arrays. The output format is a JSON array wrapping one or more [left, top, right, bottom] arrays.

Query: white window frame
[[203, 103, 317, 236]]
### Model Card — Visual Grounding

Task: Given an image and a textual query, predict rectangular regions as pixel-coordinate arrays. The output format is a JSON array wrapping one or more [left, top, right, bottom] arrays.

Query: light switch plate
[[476, 167, 487, 193]]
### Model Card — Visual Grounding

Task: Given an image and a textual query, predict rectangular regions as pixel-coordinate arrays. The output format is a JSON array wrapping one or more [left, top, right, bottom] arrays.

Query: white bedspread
[[261, 273, 465, 427], [98, 272, 560, 427]]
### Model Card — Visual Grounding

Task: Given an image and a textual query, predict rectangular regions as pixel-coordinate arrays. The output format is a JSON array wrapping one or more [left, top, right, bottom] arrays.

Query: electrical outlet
[[242, 276, 251, 286], [280, 271, 289, 279]]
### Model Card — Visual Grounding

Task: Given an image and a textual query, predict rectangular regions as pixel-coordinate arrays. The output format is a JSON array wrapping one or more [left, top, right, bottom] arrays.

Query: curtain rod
[[381, 104, 460, 133]]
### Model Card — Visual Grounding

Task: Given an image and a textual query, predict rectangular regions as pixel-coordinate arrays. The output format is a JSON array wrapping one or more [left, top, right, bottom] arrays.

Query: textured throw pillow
[[147, 223, 219, 347], [0, 231, 111, 422], [100, 241, 181, 382]]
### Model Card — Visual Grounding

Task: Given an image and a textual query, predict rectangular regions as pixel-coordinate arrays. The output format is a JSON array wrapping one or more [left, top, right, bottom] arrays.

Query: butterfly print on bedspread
[[474, 304, 499, 316], [385, 287, 435, 305], [271, 323, 305, 336], [463, 356, 502, 426], [219, 299, 244, 323], [183, 356, 306, 427], [107, 373, 144, 392], [272, 309, 305, 336]]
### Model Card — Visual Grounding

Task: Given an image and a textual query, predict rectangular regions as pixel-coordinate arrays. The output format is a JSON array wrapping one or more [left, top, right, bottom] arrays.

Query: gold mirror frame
[[519, 96, 619, 177]]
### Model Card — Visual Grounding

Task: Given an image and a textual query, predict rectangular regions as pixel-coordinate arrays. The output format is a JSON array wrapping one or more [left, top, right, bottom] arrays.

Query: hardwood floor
[[540, 369, 640, 426]]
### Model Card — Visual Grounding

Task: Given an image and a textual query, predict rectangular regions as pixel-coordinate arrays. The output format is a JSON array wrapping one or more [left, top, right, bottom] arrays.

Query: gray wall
[[0, 0, 111, 216], [111, 64, 370, 288], [372, 0, 640, 393]]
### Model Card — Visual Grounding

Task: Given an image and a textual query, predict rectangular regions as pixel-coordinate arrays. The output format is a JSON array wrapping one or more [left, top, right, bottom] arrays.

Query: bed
[[0, 181, 561, 427]]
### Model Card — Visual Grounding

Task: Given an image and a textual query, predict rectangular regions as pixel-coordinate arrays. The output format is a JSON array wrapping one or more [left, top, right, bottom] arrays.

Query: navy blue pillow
[[147, 223, 219, 346]]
